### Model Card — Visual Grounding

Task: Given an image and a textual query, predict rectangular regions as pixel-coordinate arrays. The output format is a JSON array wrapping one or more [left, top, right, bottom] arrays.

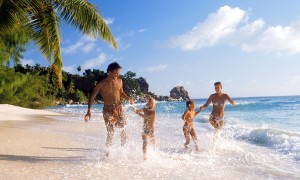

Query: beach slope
[[0, 104, 96, 179]]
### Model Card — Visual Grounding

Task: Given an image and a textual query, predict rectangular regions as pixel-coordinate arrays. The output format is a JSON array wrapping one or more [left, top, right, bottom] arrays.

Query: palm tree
[[0, 0, 117, 87], [77, 66, 82, 75]]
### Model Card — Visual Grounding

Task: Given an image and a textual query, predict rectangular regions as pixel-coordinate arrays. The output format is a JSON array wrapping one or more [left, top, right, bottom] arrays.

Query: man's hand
[[84, 112, 91, 123]]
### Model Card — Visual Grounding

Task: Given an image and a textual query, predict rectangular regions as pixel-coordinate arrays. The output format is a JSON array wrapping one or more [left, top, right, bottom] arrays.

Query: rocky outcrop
[[170, 86, 190, 100], [138, 77, 149, 94]]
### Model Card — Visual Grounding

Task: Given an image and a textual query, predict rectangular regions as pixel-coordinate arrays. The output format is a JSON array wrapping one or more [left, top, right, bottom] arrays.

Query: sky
[[21, 0, 300, 98]]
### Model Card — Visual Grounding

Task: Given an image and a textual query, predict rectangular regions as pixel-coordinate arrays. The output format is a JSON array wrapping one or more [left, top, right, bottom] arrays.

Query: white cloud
[[115, 37, 131, 50], [103, 17, 115, 25], [82, 43, 96, 53], [62, 35, 97, 54], [63, 41, 84, 54], [164, 5, 300, 56], [239, 18, 265, 35], [21, 59, 34, 66], [144, 64, 168, 72], [242, 22, 300, 55], [82, 53, 107, 70], [166, 6, 246, 51], [63, 65, 75, 73], [138, 28, 146, 33]]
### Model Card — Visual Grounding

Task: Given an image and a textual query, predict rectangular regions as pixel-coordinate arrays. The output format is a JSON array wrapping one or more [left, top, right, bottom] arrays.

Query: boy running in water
[[182, 100, 201, 151], [132, 97, 156, 160]]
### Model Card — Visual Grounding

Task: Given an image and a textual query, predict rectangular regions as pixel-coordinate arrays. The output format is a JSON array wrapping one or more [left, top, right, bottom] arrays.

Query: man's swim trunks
[[103, 103, 126, 127], [142, 129, 154, 136]]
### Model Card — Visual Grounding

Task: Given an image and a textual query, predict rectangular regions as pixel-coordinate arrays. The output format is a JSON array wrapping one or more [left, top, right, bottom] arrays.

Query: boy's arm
[[132, 107, 145, 118], [181, 110, 188, 120], [150, 111, 156, 131], [195, 110, 201, 116]]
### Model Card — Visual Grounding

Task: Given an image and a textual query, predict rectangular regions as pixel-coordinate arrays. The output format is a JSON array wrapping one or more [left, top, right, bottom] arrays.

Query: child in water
[[181, 100, 201, 151], [132, 97, 156, 160]]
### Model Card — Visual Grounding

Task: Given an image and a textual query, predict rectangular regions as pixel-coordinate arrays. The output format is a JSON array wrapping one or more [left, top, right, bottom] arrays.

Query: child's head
[[186, 100, 195, 110], [146, 97, 156, 110]]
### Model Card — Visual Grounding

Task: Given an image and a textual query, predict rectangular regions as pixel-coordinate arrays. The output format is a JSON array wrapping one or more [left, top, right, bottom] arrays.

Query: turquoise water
[[48, 95, 300, 179]]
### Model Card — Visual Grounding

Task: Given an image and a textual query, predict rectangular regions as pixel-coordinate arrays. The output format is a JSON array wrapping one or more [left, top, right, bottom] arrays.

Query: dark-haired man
[[85, 62, 134, 150]]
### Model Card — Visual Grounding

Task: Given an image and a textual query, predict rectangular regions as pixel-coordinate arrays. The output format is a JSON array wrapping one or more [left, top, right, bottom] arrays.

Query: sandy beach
[[0, 104, 105, 179]]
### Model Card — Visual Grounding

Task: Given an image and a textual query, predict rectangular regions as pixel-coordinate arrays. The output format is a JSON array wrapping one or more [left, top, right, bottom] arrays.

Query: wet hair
[[214, 81, 222, 86], [107, 62, 122, 73], [186, 100, 193, 107]]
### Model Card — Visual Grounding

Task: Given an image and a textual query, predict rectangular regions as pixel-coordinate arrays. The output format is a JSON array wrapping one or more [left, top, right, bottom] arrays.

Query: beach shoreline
[[0, 104, 104, 179]]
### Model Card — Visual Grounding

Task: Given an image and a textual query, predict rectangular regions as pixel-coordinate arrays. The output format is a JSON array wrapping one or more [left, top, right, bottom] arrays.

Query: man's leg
[[120, 126, 127, 146], [105, 119, 115, 147]]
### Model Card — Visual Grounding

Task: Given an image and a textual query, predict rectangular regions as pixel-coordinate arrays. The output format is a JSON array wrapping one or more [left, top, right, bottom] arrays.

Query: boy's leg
[[142, 134, 148, 160], [150, 135, 156, 149], [117, 105, 127, 146], [190, 128, 199, 151], [183, 126, 190, 148]]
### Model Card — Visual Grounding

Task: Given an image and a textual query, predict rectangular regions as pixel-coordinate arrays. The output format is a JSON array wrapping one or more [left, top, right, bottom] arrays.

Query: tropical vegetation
[[0, 65, 145, 108], [0, 0, 116, 87]]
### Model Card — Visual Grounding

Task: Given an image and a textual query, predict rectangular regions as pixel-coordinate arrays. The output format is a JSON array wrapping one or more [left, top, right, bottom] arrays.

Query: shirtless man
[[132, 97, 156, 160], [85, 62, 133, 149], [199, 81, 236, 129]]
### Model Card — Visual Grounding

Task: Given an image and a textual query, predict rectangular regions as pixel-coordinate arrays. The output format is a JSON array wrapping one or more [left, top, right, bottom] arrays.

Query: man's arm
[[84, 82, 102, 122], [119, 79, 134, 104]]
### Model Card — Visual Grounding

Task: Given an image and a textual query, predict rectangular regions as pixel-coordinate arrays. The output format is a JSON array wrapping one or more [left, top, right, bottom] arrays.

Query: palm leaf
[[29, 0, 62, 87], [0, 0, 29, 37], [53, 0, 117, 48]]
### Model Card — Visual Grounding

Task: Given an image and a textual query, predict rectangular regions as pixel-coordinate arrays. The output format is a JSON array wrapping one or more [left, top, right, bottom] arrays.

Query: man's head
[[107, 62, 122, 78]]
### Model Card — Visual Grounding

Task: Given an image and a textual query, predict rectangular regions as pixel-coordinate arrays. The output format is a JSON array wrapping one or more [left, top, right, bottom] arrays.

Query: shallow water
[[46, 96, 300, 179]]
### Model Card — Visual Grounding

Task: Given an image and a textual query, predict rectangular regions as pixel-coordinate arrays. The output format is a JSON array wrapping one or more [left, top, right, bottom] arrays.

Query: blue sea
[[47, 95, 300, 179]]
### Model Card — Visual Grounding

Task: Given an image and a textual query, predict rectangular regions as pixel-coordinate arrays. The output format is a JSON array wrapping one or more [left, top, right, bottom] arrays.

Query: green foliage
[[121, 71, 142, 98], [73, 89, 87, 103], [0, 27, 30, 65], [0, 65, 147, 108], [0, 67, 56, 108]]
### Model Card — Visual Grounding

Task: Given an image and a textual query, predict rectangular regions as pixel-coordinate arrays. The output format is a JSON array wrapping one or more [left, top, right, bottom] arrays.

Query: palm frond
[[29, 0, 62, 87], [53, 0, 117, 48], [0, 0, 29, 37]]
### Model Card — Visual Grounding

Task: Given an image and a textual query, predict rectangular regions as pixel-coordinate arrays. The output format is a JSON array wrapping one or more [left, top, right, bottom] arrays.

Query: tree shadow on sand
[[0, 153, 86, 163]]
